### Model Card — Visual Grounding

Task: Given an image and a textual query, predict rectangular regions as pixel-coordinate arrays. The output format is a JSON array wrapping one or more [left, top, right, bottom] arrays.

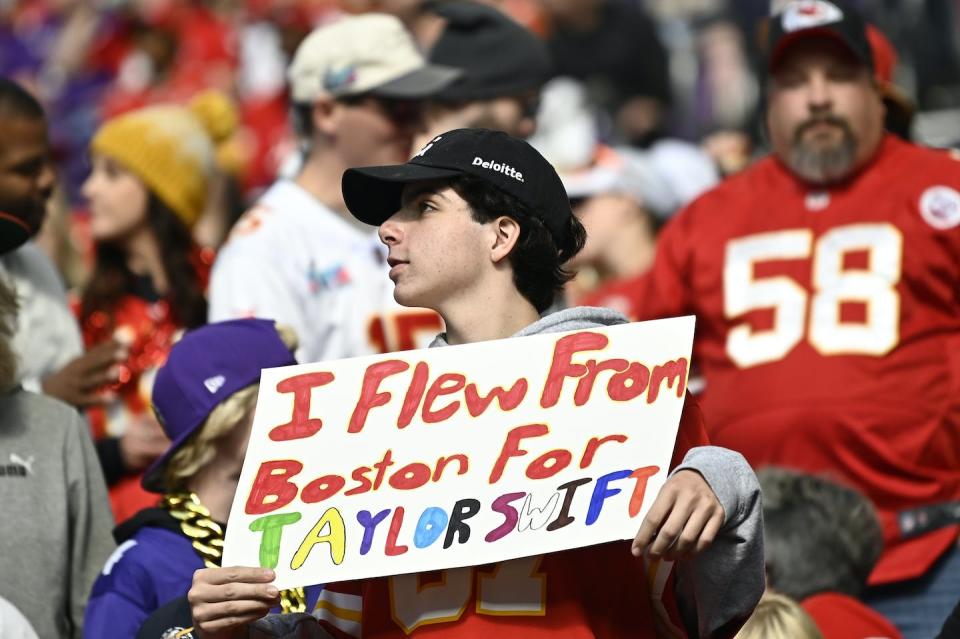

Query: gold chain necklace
[[162, 492, 307, 613]]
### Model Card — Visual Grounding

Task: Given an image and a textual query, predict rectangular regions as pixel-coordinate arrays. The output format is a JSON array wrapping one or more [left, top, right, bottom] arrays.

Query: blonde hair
[[162, 324, 298, 490], [735, 592, 823, 639]]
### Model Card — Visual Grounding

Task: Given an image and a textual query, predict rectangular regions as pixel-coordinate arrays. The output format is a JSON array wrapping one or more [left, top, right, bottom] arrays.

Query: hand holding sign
[[223, 317, 696, 590], [188, 566, 279, 638], [632, 469, 725, 560]]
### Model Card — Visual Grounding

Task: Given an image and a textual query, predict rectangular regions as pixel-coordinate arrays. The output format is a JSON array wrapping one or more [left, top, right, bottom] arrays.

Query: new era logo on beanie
[[343, 128, 571, 244], [203, 375, 226, 394]]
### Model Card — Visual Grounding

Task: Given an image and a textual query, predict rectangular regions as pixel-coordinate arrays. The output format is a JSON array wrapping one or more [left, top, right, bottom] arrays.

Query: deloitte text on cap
[[768, 1, 873, 72], [288, 14, 461, 103], [342, 128, 572, 244]]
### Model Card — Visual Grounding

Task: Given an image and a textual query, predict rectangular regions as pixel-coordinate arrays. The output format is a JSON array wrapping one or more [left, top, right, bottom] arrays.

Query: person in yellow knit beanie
[[77, 91, 239, 523]]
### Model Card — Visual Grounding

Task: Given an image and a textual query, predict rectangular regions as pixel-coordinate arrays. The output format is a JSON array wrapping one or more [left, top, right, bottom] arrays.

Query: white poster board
[[223, 316, 695, 590]]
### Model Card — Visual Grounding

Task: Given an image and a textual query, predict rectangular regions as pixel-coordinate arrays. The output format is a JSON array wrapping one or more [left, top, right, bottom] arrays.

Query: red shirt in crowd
[[315, 399, 710, 638], [613, 135, 960, 585], [802, 592, 903, 639]]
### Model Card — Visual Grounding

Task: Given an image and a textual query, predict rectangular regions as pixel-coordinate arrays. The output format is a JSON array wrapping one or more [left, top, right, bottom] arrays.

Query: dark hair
[[0, 78, 45, 120], [80, 194, 207, 329], [449, 174, 585, 313], [759, 467, 883, 600]]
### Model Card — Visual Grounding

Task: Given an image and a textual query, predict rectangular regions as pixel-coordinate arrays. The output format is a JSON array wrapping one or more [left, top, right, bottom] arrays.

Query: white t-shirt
[[209, 181, 441, 363]]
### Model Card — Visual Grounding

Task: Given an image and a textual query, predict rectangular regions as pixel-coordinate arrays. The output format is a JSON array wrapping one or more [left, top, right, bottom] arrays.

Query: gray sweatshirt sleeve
[[670, 446, 764, 638], [64, 411, 115, 638]]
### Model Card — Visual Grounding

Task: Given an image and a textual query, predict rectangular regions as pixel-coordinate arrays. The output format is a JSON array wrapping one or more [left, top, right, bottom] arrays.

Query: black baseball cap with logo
[[342, 128, 572, 244], [768, 1, 873, 72]]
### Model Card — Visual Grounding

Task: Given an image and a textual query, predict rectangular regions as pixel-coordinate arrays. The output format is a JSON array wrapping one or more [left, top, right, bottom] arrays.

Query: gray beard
[[787, 120, 858, 185]]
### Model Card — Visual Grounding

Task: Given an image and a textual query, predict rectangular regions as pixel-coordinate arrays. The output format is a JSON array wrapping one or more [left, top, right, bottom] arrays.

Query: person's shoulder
[[92, 527, 196, 590], [0, 242, 64, 291], [0, 389, 79, 436], [894, 139, 960, 181]]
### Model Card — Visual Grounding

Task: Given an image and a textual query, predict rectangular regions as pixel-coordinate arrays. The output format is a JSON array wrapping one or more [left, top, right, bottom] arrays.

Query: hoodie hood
[[430, 306, 628, 347]]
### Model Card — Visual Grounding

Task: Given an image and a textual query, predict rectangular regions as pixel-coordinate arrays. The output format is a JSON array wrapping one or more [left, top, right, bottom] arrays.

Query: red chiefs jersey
[[631, 135, 960, 584], [314, 399, 709, 638]]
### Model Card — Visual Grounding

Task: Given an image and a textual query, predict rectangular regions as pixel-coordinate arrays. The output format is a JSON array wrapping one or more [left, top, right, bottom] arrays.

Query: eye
[[826, 65, 860, 82]]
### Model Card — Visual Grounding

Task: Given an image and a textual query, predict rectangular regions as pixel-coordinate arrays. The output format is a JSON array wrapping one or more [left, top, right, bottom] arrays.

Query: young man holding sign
[[188, 129, 763, 638]]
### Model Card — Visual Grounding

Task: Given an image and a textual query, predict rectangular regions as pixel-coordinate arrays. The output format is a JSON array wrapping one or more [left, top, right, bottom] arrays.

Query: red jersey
[[315, 399, 710, 638], [633, 135, 960, 584]]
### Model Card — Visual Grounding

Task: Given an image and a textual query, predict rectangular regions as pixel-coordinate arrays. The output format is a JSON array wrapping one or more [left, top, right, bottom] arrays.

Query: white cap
[[288, 13, 461, 103]]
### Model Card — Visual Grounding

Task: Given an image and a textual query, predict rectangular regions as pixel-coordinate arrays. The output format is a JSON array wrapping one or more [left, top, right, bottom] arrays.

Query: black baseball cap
[[768, 1, 873, 72], [342, 128, 572, 243], [428, 1, 552, 102]]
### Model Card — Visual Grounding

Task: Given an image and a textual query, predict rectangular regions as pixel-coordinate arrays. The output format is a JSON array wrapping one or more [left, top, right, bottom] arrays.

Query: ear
[[489, 215, 521, 265], [312, 96, 340, 137]]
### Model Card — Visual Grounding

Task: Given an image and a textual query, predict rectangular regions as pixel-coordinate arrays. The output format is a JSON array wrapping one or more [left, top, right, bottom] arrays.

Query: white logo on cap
[[919, 185, 960, 230], [472, 156, 524, 182], [782, 1, 843, 32], [204, 375, 226, 394], [413, 136, 442, 159]]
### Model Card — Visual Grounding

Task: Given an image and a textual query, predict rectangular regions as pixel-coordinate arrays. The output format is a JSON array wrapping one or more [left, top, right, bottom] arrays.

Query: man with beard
[[633, 2, 960, 637], [0, 78, 124, 405]]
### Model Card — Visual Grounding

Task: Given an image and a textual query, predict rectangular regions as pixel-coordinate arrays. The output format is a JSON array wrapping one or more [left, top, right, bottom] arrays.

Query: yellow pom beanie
[[90, 91, 239, 229]]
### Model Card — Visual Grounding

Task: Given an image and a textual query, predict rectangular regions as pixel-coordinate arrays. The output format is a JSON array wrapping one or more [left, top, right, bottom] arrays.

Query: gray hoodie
[[433, 306, 764, 638]]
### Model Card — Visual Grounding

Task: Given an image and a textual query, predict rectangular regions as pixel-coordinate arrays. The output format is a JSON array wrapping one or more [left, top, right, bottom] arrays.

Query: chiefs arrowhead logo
[[920, 186, 960, 230], [782, 1, 844, 32]]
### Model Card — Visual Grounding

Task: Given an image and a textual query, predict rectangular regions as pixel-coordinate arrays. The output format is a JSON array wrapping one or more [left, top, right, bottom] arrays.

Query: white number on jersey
[[389, 556, 546, 633], [724, 223, 903, 367]]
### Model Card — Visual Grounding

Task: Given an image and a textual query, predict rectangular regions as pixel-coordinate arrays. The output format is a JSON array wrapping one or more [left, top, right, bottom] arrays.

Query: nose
[[806, 71, 833, 111], [36, 161, 55, 198], [378, 214, 402, 246], [81, 172, 96, 200]]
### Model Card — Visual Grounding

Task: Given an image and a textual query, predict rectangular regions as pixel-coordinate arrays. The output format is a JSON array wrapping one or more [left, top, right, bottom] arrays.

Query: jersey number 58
[[724, 223, 902, 368]]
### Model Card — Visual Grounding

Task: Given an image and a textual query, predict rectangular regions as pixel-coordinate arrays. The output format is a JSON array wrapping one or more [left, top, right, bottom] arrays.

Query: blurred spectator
[[531, 77, 716, 309], [761, 468, 883, 603], [84, 319, 320, 637], [78, 91, 233, 522], [0, 78, 132, 412], [635, 3, 960, 636], [540, 0, 671, 146], [0, 274, 114, 639], [760, 468, 902, 639], [209, 14, 459, 360], [563, 140, 717, 307], [416, 0, 552, 145], [734, 592, 824, 639]]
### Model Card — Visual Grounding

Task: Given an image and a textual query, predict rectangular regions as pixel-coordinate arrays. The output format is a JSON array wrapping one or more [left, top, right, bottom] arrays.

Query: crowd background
[[5, 0, 960, 287], [3, 1, 960, 638]]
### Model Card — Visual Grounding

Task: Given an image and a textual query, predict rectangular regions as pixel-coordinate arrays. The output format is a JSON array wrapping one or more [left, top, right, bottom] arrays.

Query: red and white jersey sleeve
[[636, 135, 960, 584]]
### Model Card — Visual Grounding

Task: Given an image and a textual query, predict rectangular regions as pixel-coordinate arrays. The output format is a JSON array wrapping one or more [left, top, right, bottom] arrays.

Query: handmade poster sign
[[222, 316, 695, 590]]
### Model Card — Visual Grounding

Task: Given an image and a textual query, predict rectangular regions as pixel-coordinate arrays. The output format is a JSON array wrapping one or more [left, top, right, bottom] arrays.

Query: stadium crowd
[[2, 0, 960, 637]]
